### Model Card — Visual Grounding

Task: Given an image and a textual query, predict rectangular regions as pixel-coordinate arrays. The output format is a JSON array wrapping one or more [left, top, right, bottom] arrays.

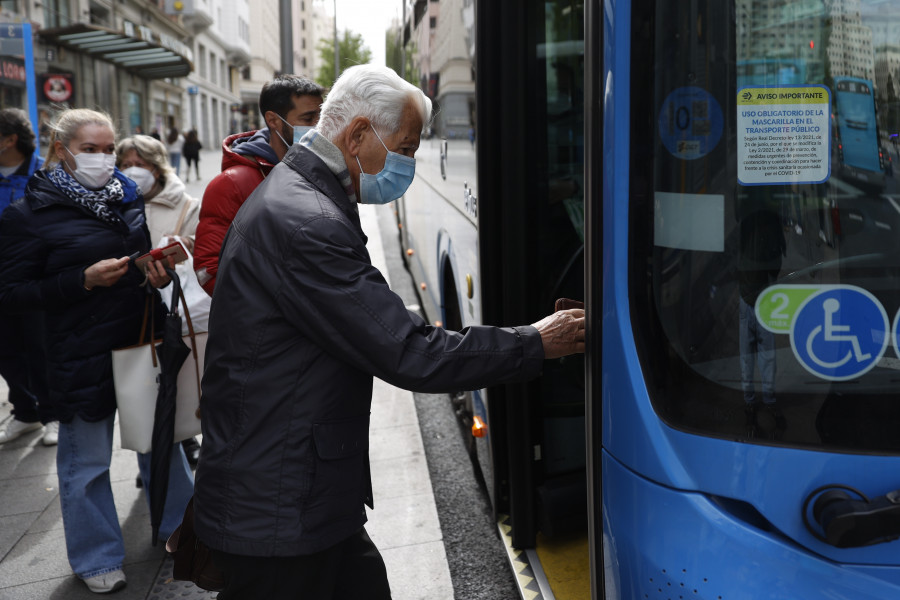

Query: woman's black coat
[[0, 168, 162, 423]]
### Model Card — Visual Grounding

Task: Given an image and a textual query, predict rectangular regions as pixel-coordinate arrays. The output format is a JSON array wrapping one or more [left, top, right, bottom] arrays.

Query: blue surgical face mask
[[276, 114, 313, 145], [355, 126, 416, 205]]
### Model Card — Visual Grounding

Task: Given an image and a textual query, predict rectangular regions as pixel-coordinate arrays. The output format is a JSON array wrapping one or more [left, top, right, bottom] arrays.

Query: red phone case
[[135, 241, 189, 270]]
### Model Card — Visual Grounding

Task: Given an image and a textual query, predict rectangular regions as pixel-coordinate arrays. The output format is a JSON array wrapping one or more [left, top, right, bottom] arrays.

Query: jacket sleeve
[[194, 173, 244, 295], [0, 203, 90, 313], [275, 213, 545, 393]]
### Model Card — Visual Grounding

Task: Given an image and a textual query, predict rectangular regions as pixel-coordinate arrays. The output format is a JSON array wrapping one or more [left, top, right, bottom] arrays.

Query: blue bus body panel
[[834, 77, 881, 174], [603, 451, 900, 600], [601, 0, 900, 590]]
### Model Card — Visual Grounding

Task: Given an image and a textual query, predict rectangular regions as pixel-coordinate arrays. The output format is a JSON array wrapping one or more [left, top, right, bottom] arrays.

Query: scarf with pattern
[[46, 164, 125, 225]]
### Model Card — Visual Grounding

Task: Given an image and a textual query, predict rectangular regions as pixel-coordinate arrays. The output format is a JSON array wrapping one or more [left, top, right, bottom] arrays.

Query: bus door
[[477, 0, 587, 571]]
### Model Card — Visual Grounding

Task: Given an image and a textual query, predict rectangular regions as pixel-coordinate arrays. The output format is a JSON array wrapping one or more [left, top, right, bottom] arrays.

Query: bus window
[[630, 0, 900, 452]]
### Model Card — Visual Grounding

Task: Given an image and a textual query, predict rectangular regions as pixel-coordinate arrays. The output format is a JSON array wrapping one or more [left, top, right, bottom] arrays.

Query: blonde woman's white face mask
[[65, 147, 116, 189]]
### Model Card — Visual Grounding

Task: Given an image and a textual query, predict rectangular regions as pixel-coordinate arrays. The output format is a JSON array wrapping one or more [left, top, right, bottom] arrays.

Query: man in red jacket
[[194, 75, 323, 295]]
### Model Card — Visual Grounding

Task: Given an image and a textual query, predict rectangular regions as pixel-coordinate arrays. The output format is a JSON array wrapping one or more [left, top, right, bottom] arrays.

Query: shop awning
[[39, 24, 193, 80]]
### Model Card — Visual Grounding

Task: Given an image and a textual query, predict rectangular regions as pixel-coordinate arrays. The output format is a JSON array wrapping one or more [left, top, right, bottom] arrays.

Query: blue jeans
[[57, 414, 194, 578], [169, 152, 182, 176]]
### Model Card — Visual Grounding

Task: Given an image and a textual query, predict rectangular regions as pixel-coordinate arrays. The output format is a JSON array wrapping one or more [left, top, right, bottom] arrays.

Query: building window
[[209, 51, 216, 84], [220, 59, 226, 90], [44, 0, 71, 28], [242, 66, 251, 80], [198, 44, 207, 78], [302, 19, 305, 31], [301, 38, 306, 49], [430, 16, 437, 28]]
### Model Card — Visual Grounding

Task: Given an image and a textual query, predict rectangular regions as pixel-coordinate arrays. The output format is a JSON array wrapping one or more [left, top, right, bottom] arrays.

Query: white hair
[[316, 64, 432, 141]]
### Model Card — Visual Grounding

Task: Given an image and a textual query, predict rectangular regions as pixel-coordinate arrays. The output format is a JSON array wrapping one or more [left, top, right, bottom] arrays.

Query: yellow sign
[[738, 87, 829, 106]]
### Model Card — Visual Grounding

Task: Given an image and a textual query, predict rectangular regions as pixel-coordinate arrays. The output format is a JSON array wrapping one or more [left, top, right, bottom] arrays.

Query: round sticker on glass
[[658, 86, 724, 160], [790, 286, 889, 381]]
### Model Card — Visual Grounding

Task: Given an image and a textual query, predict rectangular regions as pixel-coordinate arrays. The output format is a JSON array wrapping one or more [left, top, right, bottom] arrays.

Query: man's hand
[[532, 308, 585, 359]]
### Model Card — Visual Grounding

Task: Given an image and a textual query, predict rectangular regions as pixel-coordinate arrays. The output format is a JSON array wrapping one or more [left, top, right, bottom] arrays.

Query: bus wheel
[[444, 268, 478, 459]]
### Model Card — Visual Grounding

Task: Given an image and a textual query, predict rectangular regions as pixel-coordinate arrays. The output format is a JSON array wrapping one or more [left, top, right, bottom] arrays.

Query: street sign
[[0, 23, 39, 142]]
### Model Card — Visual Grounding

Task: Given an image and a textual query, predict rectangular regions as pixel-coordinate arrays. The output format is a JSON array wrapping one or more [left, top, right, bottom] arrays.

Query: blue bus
[[833, 76, 886, 190], [398, 0, 900, 597]]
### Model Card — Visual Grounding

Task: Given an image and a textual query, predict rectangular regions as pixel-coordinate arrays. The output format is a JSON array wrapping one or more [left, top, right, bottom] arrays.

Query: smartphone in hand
[[134, 241, 189, 270]]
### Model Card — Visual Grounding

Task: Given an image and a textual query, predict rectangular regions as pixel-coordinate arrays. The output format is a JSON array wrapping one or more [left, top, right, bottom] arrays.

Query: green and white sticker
[[755, 285, 820, 333]]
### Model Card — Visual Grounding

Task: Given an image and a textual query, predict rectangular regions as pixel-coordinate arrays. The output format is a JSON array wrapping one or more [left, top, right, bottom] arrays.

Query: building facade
[[179, 0, 250, 148], [0, 0, 253, 151]]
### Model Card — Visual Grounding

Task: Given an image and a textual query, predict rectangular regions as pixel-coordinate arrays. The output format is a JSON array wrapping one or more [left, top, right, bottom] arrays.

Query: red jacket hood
[[220, 130, 278, 173]]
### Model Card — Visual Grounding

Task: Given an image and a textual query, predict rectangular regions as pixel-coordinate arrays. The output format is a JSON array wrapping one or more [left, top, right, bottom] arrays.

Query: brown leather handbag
[[166, 496, 225, 592]]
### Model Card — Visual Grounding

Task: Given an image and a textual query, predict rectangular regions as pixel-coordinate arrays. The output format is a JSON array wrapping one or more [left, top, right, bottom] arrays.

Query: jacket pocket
[[312, 415, 369, 460], [304, 415, 370, 535]]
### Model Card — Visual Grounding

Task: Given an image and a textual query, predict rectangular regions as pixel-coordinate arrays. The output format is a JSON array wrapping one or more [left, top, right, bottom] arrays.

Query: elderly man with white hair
[[191, 64, 585, 599]]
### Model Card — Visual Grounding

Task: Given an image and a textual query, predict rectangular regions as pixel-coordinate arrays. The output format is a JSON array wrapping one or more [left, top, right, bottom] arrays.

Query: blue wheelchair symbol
[[790, 287, 888, 381]]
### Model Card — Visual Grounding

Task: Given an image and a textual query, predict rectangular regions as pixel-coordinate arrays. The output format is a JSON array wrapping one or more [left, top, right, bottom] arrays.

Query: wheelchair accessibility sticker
[[757, 285, 890, 381]]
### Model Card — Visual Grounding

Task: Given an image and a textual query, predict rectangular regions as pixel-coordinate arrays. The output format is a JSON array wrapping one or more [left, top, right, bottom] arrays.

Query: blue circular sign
[[657, 86, 724, 160], [790, 287, 888, 381], [894, 307, 900, 360]]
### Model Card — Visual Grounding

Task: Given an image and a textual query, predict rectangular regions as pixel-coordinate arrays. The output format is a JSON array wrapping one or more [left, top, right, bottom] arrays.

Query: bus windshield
[[630, 0, 900, 452]]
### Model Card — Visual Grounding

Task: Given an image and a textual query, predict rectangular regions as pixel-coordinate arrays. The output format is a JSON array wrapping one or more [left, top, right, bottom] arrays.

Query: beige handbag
[[113, 289, 206, 453]]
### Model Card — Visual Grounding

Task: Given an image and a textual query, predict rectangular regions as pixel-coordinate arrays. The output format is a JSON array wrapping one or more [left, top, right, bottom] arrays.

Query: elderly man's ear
[[342, 117, 371, 157]]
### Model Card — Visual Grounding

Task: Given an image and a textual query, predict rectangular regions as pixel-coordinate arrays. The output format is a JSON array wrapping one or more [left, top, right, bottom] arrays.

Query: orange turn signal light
[[471, 415, 487, 438]]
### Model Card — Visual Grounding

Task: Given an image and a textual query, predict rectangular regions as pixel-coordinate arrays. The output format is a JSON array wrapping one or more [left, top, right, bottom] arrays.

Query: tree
[[385, 29, 418, 86], [316, 30, 373, 89]]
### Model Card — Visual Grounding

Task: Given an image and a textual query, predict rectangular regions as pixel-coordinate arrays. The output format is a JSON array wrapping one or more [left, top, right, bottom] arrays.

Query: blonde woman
[[116, 134, 200, 251], [0, 109, 194, 594]]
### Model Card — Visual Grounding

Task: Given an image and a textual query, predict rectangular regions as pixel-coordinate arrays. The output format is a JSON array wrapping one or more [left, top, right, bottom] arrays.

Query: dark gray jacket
[[193, 144, 544, 556]]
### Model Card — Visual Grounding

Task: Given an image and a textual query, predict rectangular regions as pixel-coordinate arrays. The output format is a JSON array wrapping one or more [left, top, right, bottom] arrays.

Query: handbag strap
[[179, 287, 202, 400], [168, 268, 202, 401], [173, 199, 191, 238], [137, 294, 159, 368]]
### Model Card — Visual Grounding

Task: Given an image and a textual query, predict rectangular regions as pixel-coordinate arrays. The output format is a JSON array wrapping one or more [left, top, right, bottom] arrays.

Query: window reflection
[[635, 0, 900, 449]]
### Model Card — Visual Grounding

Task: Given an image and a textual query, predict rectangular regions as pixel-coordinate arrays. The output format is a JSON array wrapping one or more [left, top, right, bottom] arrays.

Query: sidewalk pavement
[[0, 144, 453, 599]]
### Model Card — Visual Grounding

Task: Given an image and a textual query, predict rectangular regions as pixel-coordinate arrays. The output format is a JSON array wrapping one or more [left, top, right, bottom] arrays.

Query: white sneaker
[[82, 569, 126, 594], [0, 418, 42, 443], [42, 421, 59, 446]]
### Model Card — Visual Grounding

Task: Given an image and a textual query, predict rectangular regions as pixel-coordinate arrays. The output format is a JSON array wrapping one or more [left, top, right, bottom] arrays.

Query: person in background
[[182, 129, 202, 183], [192, 64, 586, 599], [150, 128, 161, 141], [116, 134, 200, 252], [166, 127, 184, 176], [0, 108, 194, 594], [116, 133, 202, 465], [0, 108, 57, 446], [193, 74, 323, 295]]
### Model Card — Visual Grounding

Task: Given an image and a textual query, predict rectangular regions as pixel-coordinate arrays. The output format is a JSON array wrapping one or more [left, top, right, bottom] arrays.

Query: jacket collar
[[282, 145, 362, 230], [145, 173, 187, 208]]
